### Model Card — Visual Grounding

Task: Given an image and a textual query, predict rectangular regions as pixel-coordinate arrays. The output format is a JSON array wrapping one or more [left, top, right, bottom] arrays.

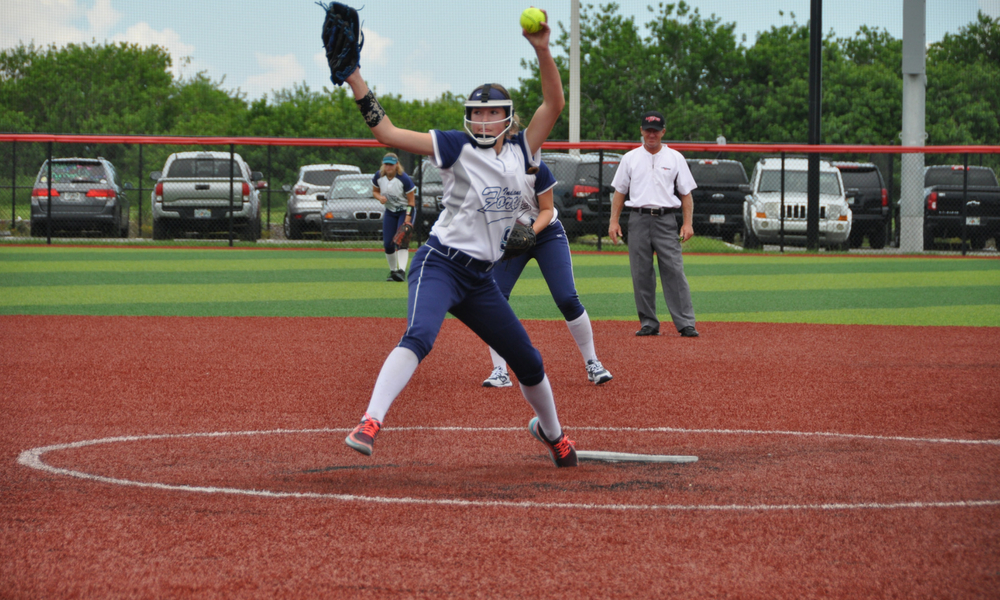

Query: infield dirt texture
[[1, 245, 998, 598]]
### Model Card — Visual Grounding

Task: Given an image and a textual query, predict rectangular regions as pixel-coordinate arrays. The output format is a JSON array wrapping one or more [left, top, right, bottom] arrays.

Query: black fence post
[[961, 152, 969, 256], [597, 147, 604, 251], [138, 144, 144, 239], [228, 143, 235, 247], [46, 142, 53, 244], [10, 141, 16, 228], [780, 152, 786, 253], [266, 144, 273, 233]]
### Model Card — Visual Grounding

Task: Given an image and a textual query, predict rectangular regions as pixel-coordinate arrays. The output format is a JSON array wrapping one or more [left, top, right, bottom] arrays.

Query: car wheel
[[743, 222, 761, 249], [867, 225, 885, 249], [30, 220, 44, 238], [968, 234, 986, 251], [923, 227, 934, 251], [152, 219, 170, 240], [721, 231, 736, 244], [284, 213, 302, 240], [848, 228, 864, 249], [241, 217, 261, 242]]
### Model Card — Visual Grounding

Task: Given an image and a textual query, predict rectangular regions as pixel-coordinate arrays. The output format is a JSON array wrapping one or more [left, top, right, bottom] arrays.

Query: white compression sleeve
[[565, 310, 597, 364], [519, 375, 561, 440], [365, 346, 419, 422]]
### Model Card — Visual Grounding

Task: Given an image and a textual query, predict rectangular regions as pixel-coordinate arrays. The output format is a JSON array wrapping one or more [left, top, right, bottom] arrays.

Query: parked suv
[[284, 163, 361, 239], [743, 157, 852, 249], [150, 152, 263, 241], [832, 162, 889, 249], [687, 158, 750, 243], [320, 173, 383, 241], [30, 157, 132, 238], [542, 152, 622, 240]]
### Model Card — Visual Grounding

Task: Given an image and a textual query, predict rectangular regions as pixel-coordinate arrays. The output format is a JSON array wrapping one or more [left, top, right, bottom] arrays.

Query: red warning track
[[2, 316, 998, 598]]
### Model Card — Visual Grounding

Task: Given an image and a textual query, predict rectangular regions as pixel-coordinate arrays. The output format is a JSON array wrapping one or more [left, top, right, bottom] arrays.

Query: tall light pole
[[569, 0, 580, 154]]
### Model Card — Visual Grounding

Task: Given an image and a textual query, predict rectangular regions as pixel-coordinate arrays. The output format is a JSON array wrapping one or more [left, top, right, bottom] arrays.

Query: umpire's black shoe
[[679, 326, 700, 337], [635, 325, 660, 336]]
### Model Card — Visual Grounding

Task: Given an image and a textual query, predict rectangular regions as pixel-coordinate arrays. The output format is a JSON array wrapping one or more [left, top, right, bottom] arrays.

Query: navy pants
[[492, 220, 585, 322], [382, 209, 407, 254], [397, 240, 546, 386]]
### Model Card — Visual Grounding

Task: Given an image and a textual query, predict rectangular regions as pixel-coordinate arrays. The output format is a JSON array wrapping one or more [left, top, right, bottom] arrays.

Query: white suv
[[283, 164, 361, 239], [743, 157, 852, 249]]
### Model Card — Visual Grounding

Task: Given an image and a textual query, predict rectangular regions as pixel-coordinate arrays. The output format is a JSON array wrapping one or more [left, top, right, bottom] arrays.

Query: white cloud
[[360, 28, 392, 67], [400, 71, 451, 100], [0, 0, 87, 48], [86, 0, 120, 37], [112, 22, 200, 80], [243, 53, 306, 100]]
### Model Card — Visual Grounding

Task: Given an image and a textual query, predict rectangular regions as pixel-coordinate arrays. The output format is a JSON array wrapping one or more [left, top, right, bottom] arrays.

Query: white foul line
[[15, 427, 1000, 513]]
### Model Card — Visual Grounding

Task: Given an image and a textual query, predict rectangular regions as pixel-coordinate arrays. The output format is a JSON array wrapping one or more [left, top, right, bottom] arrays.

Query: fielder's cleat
[[390, 269, 406, 282], [586, 359, 613, 385], [345, 414, 382, 456], [385, 271, 396, 282], [482, 366, 513, 388], [528, 417, 578, 467]]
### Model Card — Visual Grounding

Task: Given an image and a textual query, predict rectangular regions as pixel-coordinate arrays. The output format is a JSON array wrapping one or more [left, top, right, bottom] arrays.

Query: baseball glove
[[392, 222, 414, 247], [501, 222, 536, 260], [317, 1, 363, 86]]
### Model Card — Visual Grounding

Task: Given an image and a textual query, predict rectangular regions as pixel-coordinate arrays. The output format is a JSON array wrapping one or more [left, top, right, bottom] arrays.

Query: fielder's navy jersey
[[429, 130, 539, 262], [371, 172, 416, 213]]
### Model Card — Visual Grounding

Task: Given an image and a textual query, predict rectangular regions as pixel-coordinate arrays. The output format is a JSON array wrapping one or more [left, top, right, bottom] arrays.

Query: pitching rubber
[[576, 450, 698, 464]]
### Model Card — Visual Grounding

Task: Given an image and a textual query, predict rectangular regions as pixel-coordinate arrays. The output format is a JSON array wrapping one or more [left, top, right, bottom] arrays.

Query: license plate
[[709, 214, 725, 224], [62, 192, 83, 201], [966, 216, 981, 226], [194, 209, 212, 219]]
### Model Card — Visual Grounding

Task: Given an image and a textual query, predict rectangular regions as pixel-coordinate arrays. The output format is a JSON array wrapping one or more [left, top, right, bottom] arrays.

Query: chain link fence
[[1, 136, 998, 254]]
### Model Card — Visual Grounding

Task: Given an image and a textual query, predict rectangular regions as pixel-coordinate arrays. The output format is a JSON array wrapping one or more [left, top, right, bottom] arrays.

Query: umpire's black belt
[[631, 206, 678, 216], [427, 236, 496, 273]]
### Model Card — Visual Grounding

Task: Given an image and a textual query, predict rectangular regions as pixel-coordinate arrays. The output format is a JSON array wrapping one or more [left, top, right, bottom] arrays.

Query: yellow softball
[[520, 7, 546, 34]]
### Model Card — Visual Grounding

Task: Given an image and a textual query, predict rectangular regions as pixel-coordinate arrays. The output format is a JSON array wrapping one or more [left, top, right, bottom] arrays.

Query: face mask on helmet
[[464, 84, 514, 148]]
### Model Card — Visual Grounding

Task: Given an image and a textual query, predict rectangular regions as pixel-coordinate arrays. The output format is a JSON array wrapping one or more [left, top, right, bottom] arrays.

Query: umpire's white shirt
[[612, 144, 697, 209]]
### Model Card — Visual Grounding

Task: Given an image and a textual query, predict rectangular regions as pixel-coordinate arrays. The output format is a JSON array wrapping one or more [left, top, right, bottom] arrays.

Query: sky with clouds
[[2, 0, 997, 102]]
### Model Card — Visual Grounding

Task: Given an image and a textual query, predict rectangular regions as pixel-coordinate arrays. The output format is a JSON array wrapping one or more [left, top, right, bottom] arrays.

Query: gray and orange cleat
[[345, 414, 382, 456], [585, 359, 613, 385], [528, 417, 578, 467]]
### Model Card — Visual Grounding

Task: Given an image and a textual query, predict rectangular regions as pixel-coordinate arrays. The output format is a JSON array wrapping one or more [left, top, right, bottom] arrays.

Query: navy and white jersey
[[371, 172, 416, 213], [516, 161, 558, 226], [429, 130, 539, 262]]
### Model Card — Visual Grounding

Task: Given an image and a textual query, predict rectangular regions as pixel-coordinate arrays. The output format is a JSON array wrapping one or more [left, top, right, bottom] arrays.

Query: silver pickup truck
[[150, 151, 264, 241]]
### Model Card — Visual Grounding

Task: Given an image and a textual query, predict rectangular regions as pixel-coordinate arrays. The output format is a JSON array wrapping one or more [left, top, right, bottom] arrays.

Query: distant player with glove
[[372, 152, 416, 282], [320, 2, 578, 467], [481, 120, 612, 389]]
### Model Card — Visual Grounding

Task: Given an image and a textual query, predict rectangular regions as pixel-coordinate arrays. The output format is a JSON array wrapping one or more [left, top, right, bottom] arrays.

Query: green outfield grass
[[1, 245, 998, 326]]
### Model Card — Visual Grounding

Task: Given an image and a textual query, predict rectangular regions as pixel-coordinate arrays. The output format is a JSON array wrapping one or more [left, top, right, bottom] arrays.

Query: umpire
[[608, 111, 699, 338]]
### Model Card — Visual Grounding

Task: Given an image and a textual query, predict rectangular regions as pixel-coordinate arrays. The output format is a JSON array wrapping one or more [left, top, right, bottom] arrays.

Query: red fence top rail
[[1, 133, 998, 154]]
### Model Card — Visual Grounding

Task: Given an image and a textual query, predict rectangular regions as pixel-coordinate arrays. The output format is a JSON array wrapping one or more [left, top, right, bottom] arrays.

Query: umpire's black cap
[[641, 111, 665, 131]]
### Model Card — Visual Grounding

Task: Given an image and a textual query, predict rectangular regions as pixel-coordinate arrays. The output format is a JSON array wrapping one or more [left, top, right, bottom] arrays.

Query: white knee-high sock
[[488, 346, 506, 371], [565, 310, 597, 364], [365, 347, 419, 422], [395, 249, 409, 271], [385, 251, 397, 271], [519, 375, 561, 440]]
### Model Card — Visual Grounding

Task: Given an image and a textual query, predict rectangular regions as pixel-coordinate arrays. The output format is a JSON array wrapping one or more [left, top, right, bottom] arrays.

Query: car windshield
[[839, 170, 882, 189], [758, 171, 841, 195], [41, 163, 106, 184], [330, 178, 372, 199], [303, 170, 347, 187], [167, 158, 241, 178], [688, 162, 748, 184], [924, 168, 999, 187], [576, 162, 620, 185]]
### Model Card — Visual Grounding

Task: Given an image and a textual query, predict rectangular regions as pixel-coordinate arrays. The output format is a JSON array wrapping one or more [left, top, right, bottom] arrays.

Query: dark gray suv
[[30, 157, 132, 238], [833, 162, 889, 249]]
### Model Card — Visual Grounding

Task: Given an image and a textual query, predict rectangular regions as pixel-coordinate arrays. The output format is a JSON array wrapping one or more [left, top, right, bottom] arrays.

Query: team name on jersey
[[478, 186, 523, 223]]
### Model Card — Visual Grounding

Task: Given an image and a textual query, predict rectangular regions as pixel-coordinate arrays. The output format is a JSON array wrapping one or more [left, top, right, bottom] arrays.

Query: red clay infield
[[2, 315, 998, 598]]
